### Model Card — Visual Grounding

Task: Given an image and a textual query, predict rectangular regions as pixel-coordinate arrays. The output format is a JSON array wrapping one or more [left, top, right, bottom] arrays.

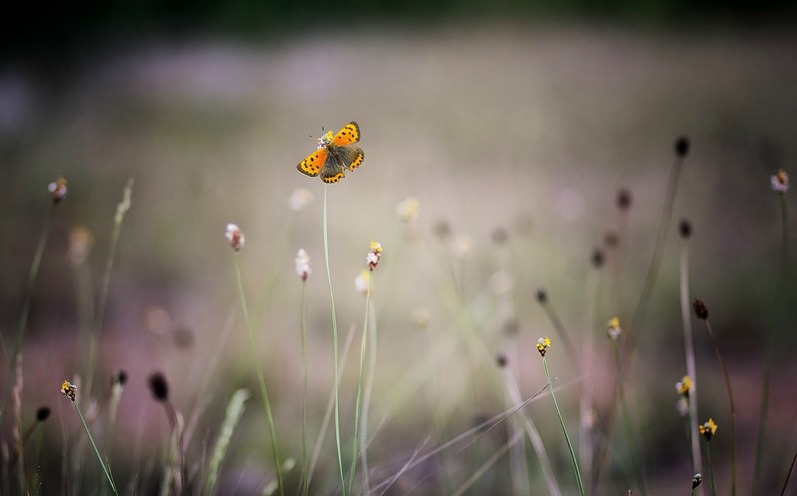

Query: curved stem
[[234, 255, 284, 496], [543, 357, 584, 495], [323, 185, 346, 492]]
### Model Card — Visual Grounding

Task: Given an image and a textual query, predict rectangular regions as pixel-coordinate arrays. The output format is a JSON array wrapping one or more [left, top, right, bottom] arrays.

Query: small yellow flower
[[699, 418, 718, 441], [60, 380, 77, 401], [536, 336, 552, 357], [607, 317, 622, 340], [676, 375, 693, 397]]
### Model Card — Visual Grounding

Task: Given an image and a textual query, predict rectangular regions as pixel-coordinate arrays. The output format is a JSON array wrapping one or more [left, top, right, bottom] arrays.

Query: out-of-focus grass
[[1, 22, 796, 494]]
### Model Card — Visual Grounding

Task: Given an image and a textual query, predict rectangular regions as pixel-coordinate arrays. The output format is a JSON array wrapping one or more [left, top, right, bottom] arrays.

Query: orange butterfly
[[296, 121, 364, 183]]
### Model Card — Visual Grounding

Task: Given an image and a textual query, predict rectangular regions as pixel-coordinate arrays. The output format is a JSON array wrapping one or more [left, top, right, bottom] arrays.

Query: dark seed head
[[617, 188, 632, 211], [693, 298, 709, 320], [675, 136, 690, 158], [148, 372, 169, 402], [496, 353, 508, 368], [535, 289, 547, 304], [36, 406, 51, 422], [591, 248, 605, 269], [112, 370, 128, 387], [679, 219, 692, 239]]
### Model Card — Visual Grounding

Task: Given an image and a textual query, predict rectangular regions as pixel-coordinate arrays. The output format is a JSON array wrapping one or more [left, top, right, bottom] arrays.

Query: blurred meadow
[[2, 2, 797, 495]]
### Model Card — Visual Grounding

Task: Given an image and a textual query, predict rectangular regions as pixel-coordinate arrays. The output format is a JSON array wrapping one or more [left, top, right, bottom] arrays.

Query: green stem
[[704, 319, 737, 496], [87, 179, 134, 400], [0, 202, 59, 425], [542, 357, 584, 496], [679, 242, 703, 483], [300, 281, 309, 496], [72, 401, 118, 495], [234, 255, 284, 496], [753, 192, 789, 492], [706, 442, 717, 496], [323, 185, 346, 493], [348, 273, 372, 493], [613, 343, 647, 495]]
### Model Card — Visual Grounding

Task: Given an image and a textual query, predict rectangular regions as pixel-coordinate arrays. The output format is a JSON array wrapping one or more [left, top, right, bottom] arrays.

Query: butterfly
[[296, 121, 364, 183]]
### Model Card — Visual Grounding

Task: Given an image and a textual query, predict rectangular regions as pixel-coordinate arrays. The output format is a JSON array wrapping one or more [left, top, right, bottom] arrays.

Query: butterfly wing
[[344, 145, 364, 171], [320, 158, 346, 183], [332, 122, 360, 146], [296, 148, 328, 177]]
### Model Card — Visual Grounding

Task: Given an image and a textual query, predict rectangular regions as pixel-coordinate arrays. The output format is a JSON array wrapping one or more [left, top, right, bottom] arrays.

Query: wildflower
[[451, 235, 473, 261], [295, 249, 311, 281], [771, 169, 789, 193], [397, 197, 420, 223], [68, 226, 94, 267], [693, 298, 709, 320], [60, 380, 77, 401], [225, 223, 245, 252], [536, 336, 551, 357], [289, 188, 314, 212], [367, 241, 382, 271], [699, 418, 718, 441], [412, 307, 430, 330], [606, 317, 622, 340], [48, 176, 68, 202], [676, 375, 693, 398], [692, 473, 703, 489], [355, 270, 371, 295]]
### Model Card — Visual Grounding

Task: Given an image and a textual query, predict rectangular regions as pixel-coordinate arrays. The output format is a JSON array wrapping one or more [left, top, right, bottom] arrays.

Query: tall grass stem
[[542, 357, 584, 495], [753, 192, 789, 492], [322, 185, 346, 492], [233, 255, 284, 496]]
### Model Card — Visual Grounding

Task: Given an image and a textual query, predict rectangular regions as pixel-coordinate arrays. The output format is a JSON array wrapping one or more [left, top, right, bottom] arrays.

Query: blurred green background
[[1, 1, 797, 494]]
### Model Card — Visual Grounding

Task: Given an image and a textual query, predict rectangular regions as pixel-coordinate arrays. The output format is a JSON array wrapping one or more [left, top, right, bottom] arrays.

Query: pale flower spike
[[771, 169, 790, 193], [225, 224, 245, 252], [367, 241, 383, 271], [48, 176, 68, 203], [607, 317, 622, 340], [295, 249, 311, 281]]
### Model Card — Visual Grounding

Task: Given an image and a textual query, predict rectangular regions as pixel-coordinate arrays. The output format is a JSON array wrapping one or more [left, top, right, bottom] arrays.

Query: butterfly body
[[296, 121, 364, 183]]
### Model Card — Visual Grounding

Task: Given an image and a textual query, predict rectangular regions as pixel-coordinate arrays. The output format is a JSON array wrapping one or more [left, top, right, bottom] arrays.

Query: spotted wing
[[344, 145, 364, 171], [320, 159, 346, 183], [332, 122, 360, 146], [296, 148, 327, 177]]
